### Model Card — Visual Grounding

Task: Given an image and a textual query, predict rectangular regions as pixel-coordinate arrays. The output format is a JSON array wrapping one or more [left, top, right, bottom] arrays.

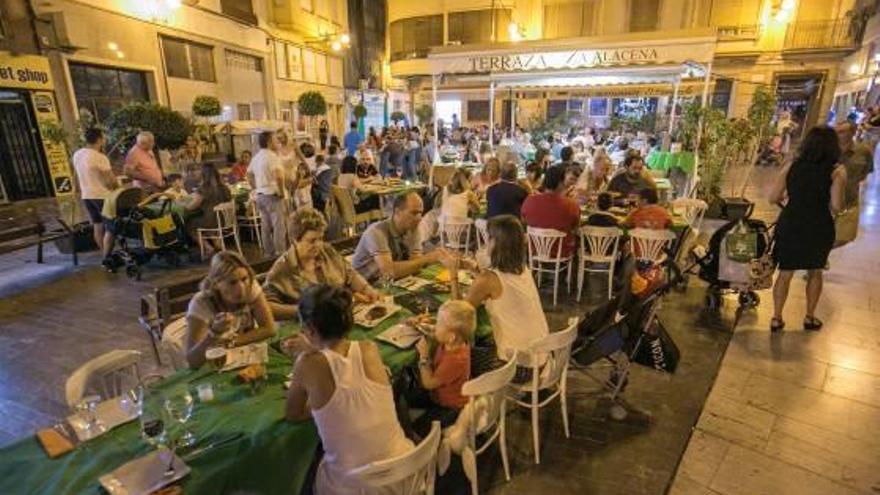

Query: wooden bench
[[0, 219, 78, 266], [139, 236, 361, 363]]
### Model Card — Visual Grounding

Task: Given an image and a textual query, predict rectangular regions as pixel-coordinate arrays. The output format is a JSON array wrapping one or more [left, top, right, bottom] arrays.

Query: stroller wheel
[[738, 291, 760, 308], [705, 291, 722, 309], [125, 265, 140, 280]]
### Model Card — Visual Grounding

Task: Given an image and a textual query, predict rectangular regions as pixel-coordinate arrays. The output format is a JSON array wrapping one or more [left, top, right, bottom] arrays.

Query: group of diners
[[181, 192, 550, 493]]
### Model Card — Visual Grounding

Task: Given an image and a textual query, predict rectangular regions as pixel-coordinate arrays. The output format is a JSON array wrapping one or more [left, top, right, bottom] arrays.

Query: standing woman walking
[[769, 126, 847, 332]]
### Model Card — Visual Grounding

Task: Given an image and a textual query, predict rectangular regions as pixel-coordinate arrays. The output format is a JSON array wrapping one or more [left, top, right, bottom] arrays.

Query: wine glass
[[75, 394, 101, 437], [164, 391, 195, 448]]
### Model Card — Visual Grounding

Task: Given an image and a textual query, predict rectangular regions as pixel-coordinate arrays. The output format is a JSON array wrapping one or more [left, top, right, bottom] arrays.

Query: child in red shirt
[[398, 300, 474, 438]]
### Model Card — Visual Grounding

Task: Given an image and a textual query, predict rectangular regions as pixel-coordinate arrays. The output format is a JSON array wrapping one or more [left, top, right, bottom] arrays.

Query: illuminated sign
[[468, 48, 660, 73], [0, 52, 54, 90]]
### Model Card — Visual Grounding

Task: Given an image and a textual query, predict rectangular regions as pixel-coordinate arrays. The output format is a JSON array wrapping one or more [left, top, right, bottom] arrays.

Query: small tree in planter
[[353, 104, 367, 120], [415, 104, 433, 126], [105, 102, 192, 165], [298, 91, 327, 138], [390, 111, 406, 125], [191, 95, 222, 154]]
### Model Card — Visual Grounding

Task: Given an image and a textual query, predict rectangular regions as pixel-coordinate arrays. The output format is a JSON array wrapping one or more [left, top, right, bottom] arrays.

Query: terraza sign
[[467, 48, 660, 73]]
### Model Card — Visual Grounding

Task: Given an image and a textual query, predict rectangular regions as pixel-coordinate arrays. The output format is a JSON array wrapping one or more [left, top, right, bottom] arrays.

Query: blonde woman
[[440, 168, 480, 220], [185, 251, 276, 368]]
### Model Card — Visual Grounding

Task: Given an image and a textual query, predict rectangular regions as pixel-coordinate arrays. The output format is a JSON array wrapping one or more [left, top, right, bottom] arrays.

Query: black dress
[[773, 160, 835, 271]]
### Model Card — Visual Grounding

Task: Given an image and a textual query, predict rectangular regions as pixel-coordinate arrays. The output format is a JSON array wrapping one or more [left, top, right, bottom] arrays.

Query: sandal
[[804, 317, 823, 331], [770, 317, 785, 333]]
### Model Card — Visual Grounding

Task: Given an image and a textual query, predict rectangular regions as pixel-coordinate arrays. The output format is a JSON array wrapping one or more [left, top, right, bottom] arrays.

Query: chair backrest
[[579, 226, 621, 262], [526, 226, 567, 262], [440, 216, 473, 248], [65, 350, 142, 408], [474, 218, 489, 251], [159, 317, 188, 371], [629, 228, 675, 264], [240, 198, 259, 219], [526, 318, 579, 390], [345, 421, 441, 495], [213, 201, 237, 230], [332, 186, 357, 224], [671, 198, 708, 231], [460, 355, 517, 436]]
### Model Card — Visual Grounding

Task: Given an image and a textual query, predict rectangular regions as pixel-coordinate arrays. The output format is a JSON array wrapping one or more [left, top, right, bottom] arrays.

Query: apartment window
[[162, 37, 216, 82], [69, 62, 149, 123], [543, 0, 596, 39], [220, 0, 257, 25], [467, 100, 490, 121], [629, 0, 660, 32], [711, 78, 733, 113], [274, 41, 303, 80], [225, 50, 262, 72], [568, 99, 584, 113], [0, 5, 7, 40], [237, 104, 251, 120], [389, 15, 443, 61], [709, 0, 761, 28], [447, 9, 512, 45]]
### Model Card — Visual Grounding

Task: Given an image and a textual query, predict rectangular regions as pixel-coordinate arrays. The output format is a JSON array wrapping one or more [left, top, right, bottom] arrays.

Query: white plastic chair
[[629, 228, 676, 264], [237, 198, 263, 252], [65, 350, 142, 409], [452, 355, 518, 494], [159, 317, 188, 371], [671, 198, 708, 237], [577, 226, 622, 301], [526, 227, 574, 306], [474, 218, 489, 252], [197, 201, 242, 258], [345, 421, 442, 495], [439, 216, 474, 255], [507, 318, 579, 464]]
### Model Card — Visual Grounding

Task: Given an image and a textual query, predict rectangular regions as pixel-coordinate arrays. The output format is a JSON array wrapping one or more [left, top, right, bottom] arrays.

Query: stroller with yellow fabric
[[103, 188, 188, 280]]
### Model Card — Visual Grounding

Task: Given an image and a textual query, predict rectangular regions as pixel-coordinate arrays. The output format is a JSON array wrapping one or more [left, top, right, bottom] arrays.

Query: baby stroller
[[105, 188, 188, 280], [694, 212, 775, 324], [570, 255, 684, 422]]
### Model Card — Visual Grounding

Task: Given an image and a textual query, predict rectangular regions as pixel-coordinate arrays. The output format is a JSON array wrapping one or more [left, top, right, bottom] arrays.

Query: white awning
[[454, 64, 706, 89]]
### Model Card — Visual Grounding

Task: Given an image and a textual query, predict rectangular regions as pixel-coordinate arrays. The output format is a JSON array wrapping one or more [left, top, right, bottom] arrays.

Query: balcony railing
[[784, 18, 856, 51], [716, 25, 760, 41]]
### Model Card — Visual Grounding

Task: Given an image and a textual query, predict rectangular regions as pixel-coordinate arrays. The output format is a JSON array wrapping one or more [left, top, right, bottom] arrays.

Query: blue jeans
[[403, 148, 420, 180], [380, 151, 390, 177]]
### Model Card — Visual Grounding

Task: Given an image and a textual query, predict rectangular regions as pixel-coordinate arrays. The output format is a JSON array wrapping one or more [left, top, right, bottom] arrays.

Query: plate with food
[[435, 268, 474, 285], [375, 323, 422, 349], [354, 302, 401, 328]]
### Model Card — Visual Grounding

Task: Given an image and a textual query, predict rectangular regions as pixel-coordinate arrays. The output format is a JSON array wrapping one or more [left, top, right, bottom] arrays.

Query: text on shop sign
[[468, 48, 660, 73]]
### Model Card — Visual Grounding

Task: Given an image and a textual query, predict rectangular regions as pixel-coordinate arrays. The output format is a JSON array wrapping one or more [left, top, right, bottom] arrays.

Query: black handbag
[[632, 319, 681, 374]]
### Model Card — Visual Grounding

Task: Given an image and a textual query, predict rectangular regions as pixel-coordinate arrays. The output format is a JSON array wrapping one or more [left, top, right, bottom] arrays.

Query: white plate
[[375, 324, 422, 349], [354, 302, 401, 328], [221, 342, 268, 372]]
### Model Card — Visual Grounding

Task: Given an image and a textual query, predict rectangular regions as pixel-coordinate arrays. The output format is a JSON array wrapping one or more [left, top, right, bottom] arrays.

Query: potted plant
[[298, 91, 327, 138], [353, 103, 367, 120], [104, 102, 192, 166], [414, 104, 433, 126], [390, 110, 406, 125]]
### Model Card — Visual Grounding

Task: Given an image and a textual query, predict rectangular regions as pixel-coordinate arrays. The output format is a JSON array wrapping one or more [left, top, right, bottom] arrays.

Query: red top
[[228, 162, 248, 182], [521, 192, 581, 257], [624, 205, 672, 230], [431, 345, 471, 409]]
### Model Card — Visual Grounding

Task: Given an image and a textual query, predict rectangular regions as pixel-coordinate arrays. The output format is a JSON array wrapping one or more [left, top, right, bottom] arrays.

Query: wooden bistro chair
[[345, 421, 442, 495], [507, 318, 579, 464], [526, 227, 574, 307]]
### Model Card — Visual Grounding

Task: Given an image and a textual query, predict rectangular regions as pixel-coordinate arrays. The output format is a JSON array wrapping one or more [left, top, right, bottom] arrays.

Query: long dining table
[[0, 265, 492, 495]]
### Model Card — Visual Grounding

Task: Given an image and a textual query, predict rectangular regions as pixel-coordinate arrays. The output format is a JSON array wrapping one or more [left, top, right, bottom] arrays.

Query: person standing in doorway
[[247, 131, 288, 257], [343, 121, 362, 157], [73, 128, 119, 264]]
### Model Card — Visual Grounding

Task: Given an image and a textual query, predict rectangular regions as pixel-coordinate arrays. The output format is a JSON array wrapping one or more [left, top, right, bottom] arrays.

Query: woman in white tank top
[[440, 168, 480, 221], [284, 285, 413, 494], [451, 215, 549, 361]]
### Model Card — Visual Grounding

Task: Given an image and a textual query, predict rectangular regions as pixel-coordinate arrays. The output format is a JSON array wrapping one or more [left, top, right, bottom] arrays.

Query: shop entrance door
[[0, 91, 51, 201], [774, 73, 826, 138]]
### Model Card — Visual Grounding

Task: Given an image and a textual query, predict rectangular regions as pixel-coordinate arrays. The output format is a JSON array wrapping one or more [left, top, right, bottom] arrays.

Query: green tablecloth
[[0, 266, 491, 495], [646, 151, 696, 175]]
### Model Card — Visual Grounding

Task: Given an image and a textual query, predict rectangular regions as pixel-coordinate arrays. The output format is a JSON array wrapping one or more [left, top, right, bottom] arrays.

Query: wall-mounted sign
[[0, 52, 54, 90], [428, 38, 716, 75]]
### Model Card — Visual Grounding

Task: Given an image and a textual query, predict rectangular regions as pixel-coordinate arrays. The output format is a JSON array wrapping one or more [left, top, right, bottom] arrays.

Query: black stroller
[[104, 188, 188, 280], [570, 255, 685, 421]]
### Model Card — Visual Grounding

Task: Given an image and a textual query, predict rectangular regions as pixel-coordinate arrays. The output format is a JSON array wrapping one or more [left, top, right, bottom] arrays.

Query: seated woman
[[449, 215, 549, 372], [440, 168, 481, 221], [284, 284, 414, 494], [338, 156, 381, 213], [185, 251, 276, 368], [264, 208, 378, 320], [185, 163, 232, 256], [521, 160, 544, 194]]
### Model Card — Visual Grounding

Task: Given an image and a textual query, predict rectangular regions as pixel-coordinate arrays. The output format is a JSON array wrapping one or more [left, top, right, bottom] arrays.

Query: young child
[[405, 300, 474, 436], [164, 173, 193, 208]]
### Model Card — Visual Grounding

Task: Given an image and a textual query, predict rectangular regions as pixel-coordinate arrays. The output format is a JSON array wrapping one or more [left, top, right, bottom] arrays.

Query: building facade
[[387, 0, 867, 134]]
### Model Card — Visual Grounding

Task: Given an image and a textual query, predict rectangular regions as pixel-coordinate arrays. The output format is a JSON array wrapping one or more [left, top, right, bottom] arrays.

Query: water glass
[[164, 391, 195, 447], [75, 394, 100, 434]]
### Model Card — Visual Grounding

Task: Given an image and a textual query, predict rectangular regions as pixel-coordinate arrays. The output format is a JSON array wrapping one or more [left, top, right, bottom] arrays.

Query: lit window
[[629, 0, 659, 33], [543, 1, 596, 39]]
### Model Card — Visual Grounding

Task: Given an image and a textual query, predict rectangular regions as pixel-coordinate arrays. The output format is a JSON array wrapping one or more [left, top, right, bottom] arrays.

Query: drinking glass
[[136, 385, 167, 448], [75, 394, 100, 436], [205, 347, 227, 370], [164, 391, 195, 447]]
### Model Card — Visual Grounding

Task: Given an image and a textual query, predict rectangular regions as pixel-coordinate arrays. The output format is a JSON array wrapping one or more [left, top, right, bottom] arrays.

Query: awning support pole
[[667, 77, 681, 151], [509, 88, 515, 137], [432, 75, 440, 165], [488, 81, 495, 150]]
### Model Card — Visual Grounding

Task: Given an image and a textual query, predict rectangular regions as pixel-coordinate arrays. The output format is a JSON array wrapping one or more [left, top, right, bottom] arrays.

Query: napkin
[[98, 448, 189, 495], [36, 427, 74, 458]]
